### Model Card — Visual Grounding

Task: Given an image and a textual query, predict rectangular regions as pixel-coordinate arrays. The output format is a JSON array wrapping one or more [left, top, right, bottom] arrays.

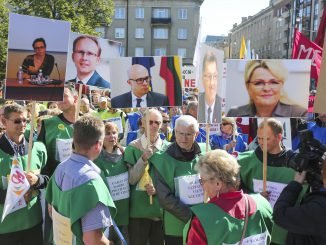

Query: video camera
[[287, 130, 326, 190]]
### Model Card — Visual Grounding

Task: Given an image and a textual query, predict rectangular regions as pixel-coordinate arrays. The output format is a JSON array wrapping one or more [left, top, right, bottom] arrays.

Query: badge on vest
[[223, 231, 268, 245], [107, 172, 130, 201], [52, 206, 75, 245], [253, 179, 286, 208], [56, 138, 73, 162], [174, 174, 204, 205]]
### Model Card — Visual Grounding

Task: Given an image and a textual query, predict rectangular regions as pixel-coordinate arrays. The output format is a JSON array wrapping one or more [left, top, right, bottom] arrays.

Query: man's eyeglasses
[[149, 120, 161, 126], [203, 73, 218, 81], [74, 50, 98, 58], [247, 80, 283, 90], [163, 120, 170, 124], [130, 76, 151, 85], [34, 46, 45, 50], [7, 118, 28, 124]]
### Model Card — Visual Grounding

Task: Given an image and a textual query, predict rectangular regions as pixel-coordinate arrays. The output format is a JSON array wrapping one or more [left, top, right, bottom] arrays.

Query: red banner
[[292, 29, 323, 85]]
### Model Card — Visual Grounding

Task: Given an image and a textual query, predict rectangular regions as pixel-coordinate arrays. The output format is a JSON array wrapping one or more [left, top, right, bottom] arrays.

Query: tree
[[0, 0, 114, 79]]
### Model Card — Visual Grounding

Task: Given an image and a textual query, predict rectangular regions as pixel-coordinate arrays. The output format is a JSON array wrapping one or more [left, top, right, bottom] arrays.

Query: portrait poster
[[65, 32, 121, 94], [314, 39, 326, 114], [196, 44, 224, 124], [5, 13, 70, 101], [225, 59, 311, 118], [110, 56, 182, 109]]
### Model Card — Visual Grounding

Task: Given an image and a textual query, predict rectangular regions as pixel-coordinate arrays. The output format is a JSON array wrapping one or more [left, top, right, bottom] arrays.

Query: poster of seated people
[[5, 13, 70, 101], [196, 44, 224, 124], [225, 59, 311, 118], [110, 56, 182, 109], [65, 32, 121, 94]]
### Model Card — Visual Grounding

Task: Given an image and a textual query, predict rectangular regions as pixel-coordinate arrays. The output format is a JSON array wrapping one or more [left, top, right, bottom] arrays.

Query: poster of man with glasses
[[66, 32, 121, 89], [110, 56, 182, 109], [197, 44, 224, 124]]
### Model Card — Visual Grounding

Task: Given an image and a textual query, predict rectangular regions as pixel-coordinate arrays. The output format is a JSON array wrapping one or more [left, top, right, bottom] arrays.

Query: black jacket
[[274, 181, 326, 245]]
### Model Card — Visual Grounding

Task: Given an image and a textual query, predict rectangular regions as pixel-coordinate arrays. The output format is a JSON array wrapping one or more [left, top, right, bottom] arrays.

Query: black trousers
[[128, 218, 164, 245], [0, 222, 43, 245], [164, 235, 183, 245]]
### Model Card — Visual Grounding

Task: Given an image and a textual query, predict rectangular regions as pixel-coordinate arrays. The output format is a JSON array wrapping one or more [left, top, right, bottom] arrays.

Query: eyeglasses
[[222, 123, 231, 126], [176, 130, 195, 138], [149, 120, 161, 126], [34, 46, 45, 50], [203, 73, 218, 81], [7, 118, 28, 124], [74, 50, 98, 57], [199, 177, 215, 185], [163, 120, 170, 124], [130, 76, 151, 85], [247, 80, 283, 90]]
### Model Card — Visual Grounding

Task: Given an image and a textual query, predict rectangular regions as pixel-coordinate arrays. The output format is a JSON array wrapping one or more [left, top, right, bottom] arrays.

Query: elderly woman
[[227, 60, 307, 117], [22, 38, 55, 78], [185, 150, 273, 245], [210, 117, 247, 154], [94, 122, 129, 243]]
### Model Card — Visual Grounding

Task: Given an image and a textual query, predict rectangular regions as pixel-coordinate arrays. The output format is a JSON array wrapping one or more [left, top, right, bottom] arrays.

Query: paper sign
[[56, 138, 73, 162], [253, 179, 287, 208], [182, 65, 197, 88], [107, 172, 129, 201], [223, 231, 268, 245], [174, 174, 204, 205], [52, 207, 74, 245], [136, 164, 152, 191], [104, 117, 123, 134]]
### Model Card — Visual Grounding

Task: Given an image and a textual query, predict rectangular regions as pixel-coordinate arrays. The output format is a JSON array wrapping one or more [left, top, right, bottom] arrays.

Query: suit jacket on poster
[[198, 93, 222, 124]]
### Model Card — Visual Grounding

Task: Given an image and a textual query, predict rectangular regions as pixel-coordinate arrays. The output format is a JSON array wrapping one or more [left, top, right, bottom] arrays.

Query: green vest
[[94, 152, 129, 226], [124, 145, 162, 219], [151, 143, 207, 237], [238, 151, 308, 244], [0, 142, 47, 234], [183, 194, 273, 245], [44, 115, 73, 173], [45, 176, 116, 245]]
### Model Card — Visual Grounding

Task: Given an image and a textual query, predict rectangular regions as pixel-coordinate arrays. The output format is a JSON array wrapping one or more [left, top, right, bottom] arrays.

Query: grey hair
[[175, 115, 199, 132]]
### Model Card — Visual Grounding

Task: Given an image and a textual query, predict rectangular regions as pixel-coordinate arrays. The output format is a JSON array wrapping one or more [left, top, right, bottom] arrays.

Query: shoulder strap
[[239, 194, 249, 245]]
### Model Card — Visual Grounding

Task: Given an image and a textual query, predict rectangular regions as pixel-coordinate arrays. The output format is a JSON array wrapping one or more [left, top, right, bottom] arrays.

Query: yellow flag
[[239, 36, 247, 59]]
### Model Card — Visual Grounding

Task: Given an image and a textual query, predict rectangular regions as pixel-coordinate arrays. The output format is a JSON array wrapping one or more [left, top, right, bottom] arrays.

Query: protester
[[160, 112, 173, 142], [46, 115, 116, 244], [152, 115, 207, 245], [185, 149, 273, 244], [0, 103, 48, 244], [94, 122, 129, 243], [124, 108, 166, 245]]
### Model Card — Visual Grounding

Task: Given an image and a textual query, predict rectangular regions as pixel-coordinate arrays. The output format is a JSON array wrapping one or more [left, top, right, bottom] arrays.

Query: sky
[[200, 0, 271, 39]]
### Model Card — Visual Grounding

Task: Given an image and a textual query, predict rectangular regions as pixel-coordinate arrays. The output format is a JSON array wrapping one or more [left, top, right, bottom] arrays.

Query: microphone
[[52, 63, 63, 85]]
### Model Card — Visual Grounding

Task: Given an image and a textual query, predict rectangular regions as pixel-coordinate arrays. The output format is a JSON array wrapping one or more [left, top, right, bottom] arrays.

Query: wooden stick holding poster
[[262, 118, 268, 193], [27, 101, 36, 172], [145, 109, 153, 205], [75, 84, 83, 121]]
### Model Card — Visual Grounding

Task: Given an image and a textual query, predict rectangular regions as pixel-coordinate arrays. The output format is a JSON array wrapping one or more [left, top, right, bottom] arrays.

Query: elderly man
[[238, 118, 307, 245], [46, 116, 116, 244], [111, 64, 169, 108], [124, 108, 166, 245], [198, 51, 222, 124], [0, 104, 47, 244], [152, 115, 208, 245], [69, 35, 110, 88]]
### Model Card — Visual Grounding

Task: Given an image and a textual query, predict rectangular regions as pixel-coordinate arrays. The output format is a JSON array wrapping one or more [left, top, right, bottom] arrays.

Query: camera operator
[[274, 161, 326, 244]]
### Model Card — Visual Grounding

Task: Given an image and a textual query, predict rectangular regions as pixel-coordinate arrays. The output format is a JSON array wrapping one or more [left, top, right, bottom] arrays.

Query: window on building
[[135, 47, 144, 56], [153, 28, 168, 39], [178, 8, 187, 19], [178, 28, 187, 39], [135, 7, 145, 19], [115, 7, 126, 19], [153, 8, 169, 18], [135, 28, 144, 39], [95, 27, 105, 38], [154, 48, 167, 56], [177, 48, 187, 57], [115, 28, 125, 39], [120, 46, 125, 56]]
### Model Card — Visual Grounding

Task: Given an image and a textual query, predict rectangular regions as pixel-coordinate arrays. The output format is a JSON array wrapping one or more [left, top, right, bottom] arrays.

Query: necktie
[[136, 98, 142, 107], [77, 80, 83, 84], [207, 107, 212, 123]]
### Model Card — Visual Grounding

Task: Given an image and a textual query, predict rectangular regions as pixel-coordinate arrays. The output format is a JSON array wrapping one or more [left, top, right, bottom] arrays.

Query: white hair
[[175, 115, 199, 132]]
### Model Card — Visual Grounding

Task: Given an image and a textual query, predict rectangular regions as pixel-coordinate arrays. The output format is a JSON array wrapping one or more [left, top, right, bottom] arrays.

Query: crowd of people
[[0, 83, 325, 245]]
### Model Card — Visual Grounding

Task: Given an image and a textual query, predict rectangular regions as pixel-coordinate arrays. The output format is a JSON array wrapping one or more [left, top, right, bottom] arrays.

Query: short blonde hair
[[197, 149, 240, 188]]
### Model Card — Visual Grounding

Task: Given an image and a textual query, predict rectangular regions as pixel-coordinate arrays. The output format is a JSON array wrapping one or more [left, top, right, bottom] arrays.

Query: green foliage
[[0, 0, 114, 79]]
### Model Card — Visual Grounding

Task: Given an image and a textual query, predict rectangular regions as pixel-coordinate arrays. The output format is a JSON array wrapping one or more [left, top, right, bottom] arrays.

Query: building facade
[[102, 0, 203, 64], [229, 0, 325, 59]]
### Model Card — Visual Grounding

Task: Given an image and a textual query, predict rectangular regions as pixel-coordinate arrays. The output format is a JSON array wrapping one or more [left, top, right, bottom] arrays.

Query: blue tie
[[136, 98, 142, 107]]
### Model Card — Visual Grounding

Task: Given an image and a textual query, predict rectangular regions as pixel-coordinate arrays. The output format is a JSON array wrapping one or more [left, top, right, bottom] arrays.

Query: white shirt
[[131, 92, 147, 107]]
